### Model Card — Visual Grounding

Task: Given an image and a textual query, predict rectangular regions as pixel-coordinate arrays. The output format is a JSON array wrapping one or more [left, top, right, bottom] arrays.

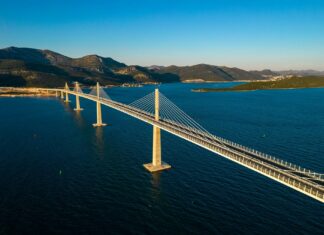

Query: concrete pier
[[144, 89, 171, 172], [64, 83, 70, 103], [93, 101, 106, 127], [74, 96, 83, 111], [74, 82, 83, 111], [93, 82, 106, 127]]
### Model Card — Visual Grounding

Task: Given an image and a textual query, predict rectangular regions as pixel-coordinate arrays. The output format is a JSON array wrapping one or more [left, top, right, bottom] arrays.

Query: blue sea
[[0, 83, 323, 234]]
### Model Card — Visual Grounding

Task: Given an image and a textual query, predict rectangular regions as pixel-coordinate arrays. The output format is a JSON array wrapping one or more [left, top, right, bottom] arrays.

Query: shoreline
[[182, 79, 263, 83], [0, 79, 295, 97], [0, 94, 56, 97], [192, 86, 324, 93], [3, 84, 324, 97], [192, 76, 324, 92], [0, 87, 56, 97]]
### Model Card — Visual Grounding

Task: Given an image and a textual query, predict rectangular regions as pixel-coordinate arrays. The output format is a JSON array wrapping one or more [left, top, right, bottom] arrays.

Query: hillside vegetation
[[0, 47, 178, 87], [153, 64, 265, 82], [0, 47, 268, 87], [193, 76, 324, 92]]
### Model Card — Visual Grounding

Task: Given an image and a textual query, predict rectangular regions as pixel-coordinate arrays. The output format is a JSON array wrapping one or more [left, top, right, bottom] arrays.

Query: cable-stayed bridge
[[40, 82, 324, 203]]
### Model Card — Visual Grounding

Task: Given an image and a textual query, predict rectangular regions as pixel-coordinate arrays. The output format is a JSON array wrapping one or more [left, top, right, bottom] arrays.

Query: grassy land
[[192, 76, 324, 92]]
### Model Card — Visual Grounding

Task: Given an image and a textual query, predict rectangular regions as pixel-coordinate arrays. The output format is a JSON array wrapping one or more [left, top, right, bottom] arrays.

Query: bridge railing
[[155, 117, 324, 182], [123, 100, 324, 182], [86, 96, 323, 200], [216, 144, 324, 200], [152, 118, 323, 200], [68, 89, 324, 182], [211, 135, 324, 181]]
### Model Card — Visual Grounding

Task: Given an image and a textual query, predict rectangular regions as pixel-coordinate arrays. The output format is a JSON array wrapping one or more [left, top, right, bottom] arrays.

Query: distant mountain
[[0, 46, 271, 87], [247, 69, 324, 78], [147, 65, 165, 71], [0, 47, 126, 70], [150, 64, 266, 82], [276, 70, 324, 76], [249, 69, 279, 77], [0, 47, 177, 87]]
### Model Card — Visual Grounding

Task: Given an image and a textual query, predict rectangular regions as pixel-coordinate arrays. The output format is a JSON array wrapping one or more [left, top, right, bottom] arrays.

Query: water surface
[[0, 83, 323, 234]]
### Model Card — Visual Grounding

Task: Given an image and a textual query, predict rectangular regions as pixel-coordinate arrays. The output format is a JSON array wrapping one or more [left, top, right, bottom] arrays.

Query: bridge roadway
[[44, 88, 324, 203]]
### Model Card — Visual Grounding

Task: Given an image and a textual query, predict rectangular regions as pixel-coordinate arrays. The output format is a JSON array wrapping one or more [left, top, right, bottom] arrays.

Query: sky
[[0, 0, 324, 70]]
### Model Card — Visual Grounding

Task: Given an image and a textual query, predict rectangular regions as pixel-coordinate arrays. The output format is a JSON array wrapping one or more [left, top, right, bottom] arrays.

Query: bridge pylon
[[64, 82, 70, 103], [93, 82, 107, 127], [74, 82, 83, 111], [144, 89, 171, 172]]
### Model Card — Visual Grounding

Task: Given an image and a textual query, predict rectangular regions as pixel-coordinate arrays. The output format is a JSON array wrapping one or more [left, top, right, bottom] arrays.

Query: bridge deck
[[43, 89, 324, 203]]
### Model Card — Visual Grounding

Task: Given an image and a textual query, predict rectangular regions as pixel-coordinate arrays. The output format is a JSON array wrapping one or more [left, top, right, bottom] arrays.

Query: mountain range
[[0, 47, 177, 87], [0, 47, 322, 87]]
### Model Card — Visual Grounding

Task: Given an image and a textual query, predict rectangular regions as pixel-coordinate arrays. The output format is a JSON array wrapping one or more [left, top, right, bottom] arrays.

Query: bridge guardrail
[[105, 96, 324, 183], [212, 136, 324, 181], [48, 89, 324, 201]]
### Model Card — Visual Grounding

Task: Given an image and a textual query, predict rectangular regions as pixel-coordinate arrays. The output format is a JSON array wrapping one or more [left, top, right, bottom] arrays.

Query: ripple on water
[[0, 85, 323, 234]]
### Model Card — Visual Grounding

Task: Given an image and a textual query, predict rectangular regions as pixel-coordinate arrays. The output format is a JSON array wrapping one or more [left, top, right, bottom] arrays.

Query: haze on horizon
[[0, 0, 324, 71]]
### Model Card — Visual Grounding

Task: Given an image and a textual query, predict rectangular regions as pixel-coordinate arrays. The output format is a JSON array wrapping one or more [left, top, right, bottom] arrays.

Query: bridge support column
[[65, 93, 70, 102], [93, 101, 106, 127], [74, 95, 83, 111], [93, 82, 106, 127], [144, 89, 171, 172], [64, 82, 70, 103], [74, 82, 83, 111], [55, 90, 59, 97], [60, 90, 64, 99]]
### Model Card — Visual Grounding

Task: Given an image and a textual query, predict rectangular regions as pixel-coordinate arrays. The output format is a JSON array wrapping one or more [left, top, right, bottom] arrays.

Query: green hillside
[[154, 64, 264, 82], [193, 76, 324, 92], [0, 47, 177, 87], [0, 47, 270, 87]]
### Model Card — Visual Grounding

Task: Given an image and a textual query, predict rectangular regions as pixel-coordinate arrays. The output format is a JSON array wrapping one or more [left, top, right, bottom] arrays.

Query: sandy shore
[[0, 87, 56, 97]]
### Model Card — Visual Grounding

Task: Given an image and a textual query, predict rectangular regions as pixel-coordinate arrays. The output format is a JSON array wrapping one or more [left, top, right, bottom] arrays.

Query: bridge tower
[[74, 82, 83, 111], [64, 82, 70, 103], [93, 82, 107, 127], [144, 89, 171, 172]]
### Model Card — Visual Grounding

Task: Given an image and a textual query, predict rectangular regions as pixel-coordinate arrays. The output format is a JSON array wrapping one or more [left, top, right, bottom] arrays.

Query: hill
[[249, 69, 279, 77], [276, 70, 324, 76], [192, 76, 324, 92], [0, 47, 180, 87], [0, 47, 269, 87], [151, 64, 265, 82]]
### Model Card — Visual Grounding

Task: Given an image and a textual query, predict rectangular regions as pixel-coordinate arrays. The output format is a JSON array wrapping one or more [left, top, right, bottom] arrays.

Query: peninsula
[[192, 76, 324, 92]]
